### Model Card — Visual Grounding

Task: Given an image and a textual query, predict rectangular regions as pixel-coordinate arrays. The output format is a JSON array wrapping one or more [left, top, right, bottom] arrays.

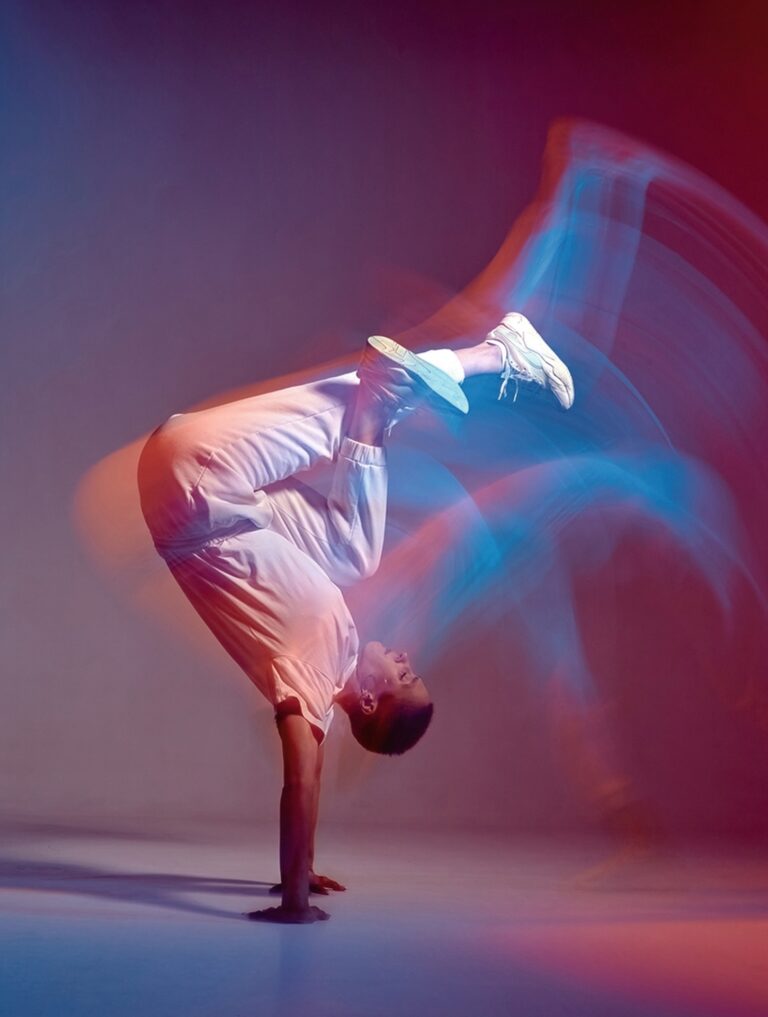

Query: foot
[[357, 335, 469, 434], [486, 312, 575, 409]]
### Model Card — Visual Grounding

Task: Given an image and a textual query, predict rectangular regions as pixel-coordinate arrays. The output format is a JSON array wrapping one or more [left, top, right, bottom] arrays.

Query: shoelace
[[486, 335, 535, 402]]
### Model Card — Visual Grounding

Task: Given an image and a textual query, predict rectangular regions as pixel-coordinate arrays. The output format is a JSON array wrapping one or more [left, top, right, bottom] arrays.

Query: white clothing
[[138, 350, 463, 739]]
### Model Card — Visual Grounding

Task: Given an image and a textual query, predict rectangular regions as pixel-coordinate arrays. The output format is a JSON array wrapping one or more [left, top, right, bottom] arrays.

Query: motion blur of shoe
[[485, 312, 575, 409]]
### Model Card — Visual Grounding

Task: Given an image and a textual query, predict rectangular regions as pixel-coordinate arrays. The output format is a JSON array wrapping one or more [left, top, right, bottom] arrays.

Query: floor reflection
[[2, 825, 768, 1017]]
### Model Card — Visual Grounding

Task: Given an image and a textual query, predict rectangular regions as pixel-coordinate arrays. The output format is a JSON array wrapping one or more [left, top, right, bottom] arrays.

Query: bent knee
[[359, 550, 382, 580], [333, 547, 381, 585]]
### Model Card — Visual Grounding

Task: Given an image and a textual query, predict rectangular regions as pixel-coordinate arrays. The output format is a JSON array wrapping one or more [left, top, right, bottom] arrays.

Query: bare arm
[[277, 712, 320, 912], [248, 713, 329, 923], [267, 734, 347, 897], [308, 742, 323, 876], [306, 749, 346, 892]]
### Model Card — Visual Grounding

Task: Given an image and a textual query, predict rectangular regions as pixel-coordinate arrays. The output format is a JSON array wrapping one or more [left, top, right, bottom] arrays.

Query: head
[[339, 641, 433, 755]]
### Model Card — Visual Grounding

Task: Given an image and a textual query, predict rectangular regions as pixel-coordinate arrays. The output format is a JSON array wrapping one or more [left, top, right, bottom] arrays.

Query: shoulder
[[274, 696, 324, 746], [270, 655, 336, 741]]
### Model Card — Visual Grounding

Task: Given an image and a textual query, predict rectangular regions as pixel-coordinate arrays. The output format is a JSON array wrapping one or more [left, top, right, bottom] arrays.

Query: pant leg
[[138, 349, 463, 580], [138, 371, 360, 562], [265, 436, 387, 585], [262, 348, 464, 584]]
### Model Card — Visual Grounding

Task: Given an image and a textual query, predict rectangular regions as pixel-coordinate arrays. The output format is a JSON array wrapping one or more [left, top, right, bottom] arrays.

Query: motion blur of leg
[[546, 671, 662, 887], [502, 126, 676, 873]]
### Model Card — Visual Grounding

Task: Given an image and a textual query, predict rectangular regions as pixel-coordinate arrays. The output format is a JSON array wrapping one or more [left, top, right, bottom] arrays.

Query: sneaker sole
[[366, 336, 469, 415]]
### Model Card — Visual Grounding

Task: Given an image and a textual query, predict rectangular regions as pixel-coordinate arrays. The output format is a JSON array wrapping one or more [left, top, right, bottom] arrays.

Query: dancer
[[137, 314, 573, 923]]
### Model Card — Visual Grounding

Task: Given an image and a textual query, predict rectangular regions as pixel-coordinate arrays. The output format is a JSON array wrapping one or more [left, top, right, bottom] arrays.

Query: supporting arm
[[276, 712, 320, 912], [308, 743, 324, 877]]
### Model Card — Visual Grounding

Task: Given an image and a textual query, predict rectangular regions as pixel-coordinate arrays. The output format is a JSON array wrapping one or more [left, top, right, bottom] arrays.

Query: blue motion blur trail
[[74, 120, 768, 733], [352, 121, 768, 717]]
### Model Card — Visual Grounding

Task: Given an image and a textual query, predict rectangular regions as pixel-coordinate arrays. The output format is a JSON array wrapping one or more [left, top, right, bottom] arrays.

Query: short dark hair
[[348, 693, 434, 755]]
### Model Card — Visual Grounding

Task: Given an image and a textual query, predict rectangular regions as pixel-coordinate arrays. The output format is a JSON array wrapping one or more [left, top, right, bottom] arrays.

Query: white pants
[[138, 349, 463, 587]]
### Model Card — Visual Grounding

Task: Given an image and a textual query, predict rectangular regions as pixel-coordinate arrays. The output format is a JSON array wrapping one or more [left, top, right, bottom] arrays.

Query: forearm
[[308, 776, 321, 873], [347, 390, 386, 447], [279, 780, 316, 910], [308, 745, 323, 874]]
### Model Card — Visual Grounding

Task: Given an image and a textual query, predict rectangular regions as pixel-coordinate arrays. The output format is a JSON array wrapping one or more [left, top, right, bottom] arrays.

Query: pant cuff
[[339, 436, 387, 466]]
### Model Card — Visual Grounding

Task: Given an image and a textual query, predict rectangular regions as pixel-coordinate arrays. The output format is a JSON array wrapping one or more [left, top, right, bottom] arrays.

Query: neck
[[334, 660, 362, 713]]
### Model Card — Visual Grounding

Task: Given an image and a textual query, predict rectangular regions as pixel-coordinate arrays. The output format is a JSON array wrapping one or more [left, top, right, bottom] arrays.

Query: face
[[358, 640, 431, 710]]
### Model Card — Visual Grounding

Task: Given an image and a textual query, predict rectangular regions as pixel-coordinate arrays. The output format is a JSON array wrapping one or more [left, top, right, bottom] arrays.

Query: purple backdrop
[[3, 0, 768, 836]]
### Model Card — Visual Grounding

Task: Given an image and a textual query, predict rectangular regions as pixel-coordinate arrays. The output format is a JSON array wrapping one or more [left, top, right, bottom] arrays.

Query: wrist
[[282, 869, 309, 911], [282, 892, 309, 912]]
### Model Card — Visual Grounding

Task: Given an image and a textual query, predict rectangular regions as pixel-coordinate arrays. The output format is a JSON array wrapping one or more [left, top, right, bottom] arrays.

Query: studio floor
[[2, 822, 768, 1017]]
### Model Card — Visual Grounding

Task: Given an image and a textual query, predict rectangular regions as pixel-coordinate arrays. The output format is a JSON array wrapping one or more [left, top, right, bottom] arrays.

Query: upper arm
[[276, 712, 320, 787]]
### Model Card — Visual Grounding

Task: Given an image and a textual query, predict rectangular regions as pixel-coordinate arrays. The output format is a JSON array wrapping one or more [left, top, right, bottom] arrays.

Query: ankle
[[455, 341, 503, 379], [348, 391, 387, 446]]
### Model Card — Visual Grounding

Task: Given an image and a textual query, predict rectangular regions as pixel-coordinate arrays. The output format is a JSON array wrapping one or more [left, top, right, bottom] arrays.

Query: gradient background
[[3, 0, 768, 839]]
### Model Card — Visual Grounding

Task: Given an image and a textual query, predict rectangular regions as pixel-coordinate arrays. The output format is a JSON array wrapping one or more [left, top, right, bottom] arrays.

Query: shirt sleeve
[[270, 655, 335, 741]]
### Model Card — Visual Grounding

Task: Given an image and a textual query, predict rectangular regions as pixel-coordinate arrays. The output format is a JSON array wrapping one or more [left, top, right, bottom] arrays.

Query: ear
[[359, 690, 377, 715]]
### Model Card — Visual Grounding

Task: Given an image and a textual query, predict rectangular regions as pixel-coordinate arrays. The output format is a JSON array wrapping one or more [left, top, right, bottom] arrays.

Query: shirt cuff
[[339, 436, 387, 467]]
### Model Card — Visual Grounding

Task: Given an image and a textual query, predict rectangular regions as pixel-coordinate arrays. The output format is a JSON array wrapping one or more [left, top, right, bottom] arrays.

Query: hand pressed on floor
[[247, 905, 330, 924]]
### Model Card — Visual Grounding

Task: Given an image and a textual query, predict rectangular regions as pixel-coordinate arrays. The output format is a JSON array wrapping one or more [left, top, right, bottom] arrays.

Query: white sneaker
[[358, 335, 469, 433], [486, 312, 575, 409]]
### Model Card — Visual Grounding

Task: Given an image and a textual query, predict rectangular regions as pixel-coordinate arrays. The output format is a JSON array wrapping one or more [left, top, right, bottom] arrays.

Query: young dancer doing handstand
[[138, 315, 573, 922]]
